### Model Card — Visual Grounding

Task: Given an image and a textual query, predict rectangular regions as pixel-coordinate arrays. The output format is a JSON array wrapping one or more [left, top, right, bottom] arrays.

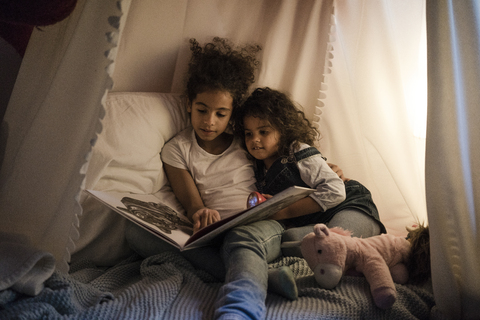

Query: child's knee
[[222, 220, 283, 258]]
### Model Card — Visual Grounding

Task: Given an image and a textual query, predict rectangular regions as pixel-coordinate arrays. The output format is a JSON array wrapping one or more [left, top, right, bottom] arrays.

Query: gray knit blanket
[[0, 252, 435, 319]]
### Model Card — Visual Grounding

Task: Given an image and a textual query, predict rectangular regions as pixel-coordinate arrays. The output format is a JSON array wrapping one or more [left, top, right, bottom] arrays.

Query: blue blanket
[[0, 252, 435, 319]]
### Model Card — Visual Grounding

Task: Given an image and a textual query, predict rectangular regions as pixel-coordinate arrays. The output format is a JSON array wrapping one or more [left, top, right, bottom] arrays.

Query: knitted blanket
[[0, 252, 435, 319]]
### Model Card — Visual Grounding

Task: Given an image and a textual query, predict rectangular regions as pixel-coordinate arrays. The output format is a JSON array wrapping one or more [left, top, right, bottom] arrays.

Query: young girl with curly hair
[[126, 37, 262, 277], [214, 87, 386, 319], [162, 37, 261, 232]]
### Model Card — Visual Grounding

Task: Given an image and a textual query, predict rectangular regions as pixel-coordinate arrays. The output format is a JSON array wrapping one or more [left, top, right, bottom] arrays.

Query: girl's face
[[188, 90, 233, 149], [243, 116, 280, 169]]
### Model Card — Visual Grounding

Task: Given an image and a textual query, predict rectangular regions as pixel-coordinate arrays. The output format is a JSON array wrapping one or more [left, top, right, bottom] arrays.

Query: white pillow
[[85, 92, 189, 193], [72, 92, 189, 267]]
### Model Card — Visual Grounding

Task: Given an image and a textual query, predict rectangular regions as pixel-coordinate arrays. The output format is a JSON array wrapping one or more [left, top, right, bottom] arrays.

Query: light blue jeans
[[125, 222, 226, 280], [214, 219, 285, 320]]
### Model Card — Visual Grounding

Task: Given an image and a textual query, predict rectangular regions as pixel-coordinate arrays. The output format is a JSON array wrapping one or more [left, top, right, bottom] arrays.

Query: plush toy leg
[[362, 256, 397, 309], [372, 286, 397, 309], [267, 266, 298, 300]]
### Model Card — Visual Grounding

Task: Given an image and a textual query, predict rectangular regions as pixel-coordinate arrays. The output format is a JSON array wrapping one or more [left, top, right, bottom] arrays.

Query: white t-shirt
[[291, 142, 346, 211], [161, 127, 256, 219]]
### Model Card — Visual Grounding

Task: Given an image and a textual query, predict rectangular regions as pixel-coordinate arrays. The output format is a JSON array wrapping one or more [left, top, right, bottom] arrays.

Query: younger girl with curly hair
[[214, 87, 386, 319], [232, 87, 385, 231]]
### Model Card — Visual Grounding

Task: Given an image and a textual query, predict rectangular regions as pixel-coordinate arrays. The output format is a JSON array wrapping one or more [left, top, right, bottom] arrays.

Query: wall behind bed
[[107, 0, 428, 236], [110, 0, 333, 122]]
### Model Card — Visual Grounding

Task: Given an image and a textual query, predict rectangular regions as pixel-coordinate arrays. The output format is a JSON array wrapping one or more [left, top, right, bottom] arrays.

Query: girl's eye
[[197, 109, 207, 114], [244, 132, 252, 137], [217, 113, 227, 118]]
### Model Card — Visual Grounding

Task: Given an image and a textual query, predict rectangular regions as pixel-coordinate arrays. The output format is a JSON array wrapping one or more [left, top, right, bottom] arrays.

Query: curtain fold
[[114, 0, 333, 122], [0, 0, 132, 273], [319, 0, 428, 236], [426, 0, 480, 318]]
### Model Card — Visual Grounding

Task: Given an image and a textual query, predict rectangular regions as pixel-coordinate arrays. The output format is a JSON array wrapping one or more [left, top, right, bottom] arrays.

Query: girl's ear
[[187, 100, 192, 113]]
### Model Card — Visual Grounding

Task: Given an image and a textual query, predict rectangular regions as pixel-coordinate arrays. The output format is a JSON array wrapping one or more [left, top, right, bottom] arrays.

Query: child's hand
[[192, 208, 221, 233], [328, 163, 350, 182]]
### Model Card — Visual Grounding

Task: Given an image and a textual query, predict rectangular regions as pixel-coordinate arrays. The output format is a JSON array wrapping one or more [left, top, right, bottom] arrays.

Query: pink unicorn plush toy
[[300, 224, 411, 309]]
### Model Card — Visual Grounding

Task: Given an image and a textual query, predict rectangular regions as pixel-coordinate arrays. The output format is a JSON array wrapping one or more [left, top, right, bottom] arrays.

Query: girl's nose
[[204, 114, 214, 125]]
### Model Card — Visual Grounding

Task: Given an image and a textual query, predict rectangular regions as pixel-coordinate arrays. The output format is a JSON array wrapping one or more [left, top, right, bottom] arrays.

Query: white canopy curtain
[[112, 0, 334, 122], [426, 0, 480, 318], [319, 0, 428, 236], [0, 0, 132, 273]]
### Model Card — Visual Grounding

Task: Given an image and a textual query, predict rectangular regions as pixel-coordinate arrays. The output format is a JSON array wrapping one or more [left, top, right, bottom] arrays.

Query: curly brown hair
[[186, 37, 261, 110], [233, 87, 319, 157], [406, 224, 431, 284]]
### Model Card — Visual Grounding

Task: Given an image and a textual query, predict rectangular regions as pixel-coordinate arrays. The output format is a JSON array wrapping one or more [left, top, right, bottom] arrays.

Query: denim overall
[[254, 146, 386, 233]]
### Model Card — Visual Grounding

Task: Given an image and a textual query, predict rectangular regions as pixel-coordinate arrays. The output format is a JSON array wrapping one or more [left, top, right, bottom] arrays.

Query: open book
[[86, 186, 314, 251]]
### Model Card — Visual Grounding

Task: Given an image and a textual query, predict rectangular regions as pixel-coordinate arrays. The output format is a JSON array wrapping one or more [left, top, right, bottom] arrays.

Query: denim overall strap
[[254, 146, 322, 195]]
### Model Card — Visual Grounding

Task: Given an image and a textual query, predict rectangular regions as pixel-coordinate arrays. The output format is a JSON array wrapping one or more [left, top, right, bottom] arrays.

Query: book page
[[86, 190, 193, 249]]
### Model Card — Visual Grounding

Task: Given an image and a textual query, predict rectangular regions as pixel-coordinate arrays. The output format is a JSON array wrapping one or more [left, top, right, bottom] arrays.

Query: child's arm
[[269, 157, 346, 221], [164, 163, 221, 233]]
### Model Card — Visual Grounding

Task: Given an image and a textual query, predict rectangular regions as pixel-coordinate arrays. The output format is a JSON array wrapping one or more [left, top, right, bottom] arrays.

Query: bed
[[0, 92, 435, 319]]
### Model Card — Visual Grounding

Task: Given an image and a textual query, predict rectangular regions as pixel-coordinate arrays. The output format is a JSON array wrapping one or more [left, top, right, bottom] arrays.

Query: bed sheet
[[0, 252, 435, 320]]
